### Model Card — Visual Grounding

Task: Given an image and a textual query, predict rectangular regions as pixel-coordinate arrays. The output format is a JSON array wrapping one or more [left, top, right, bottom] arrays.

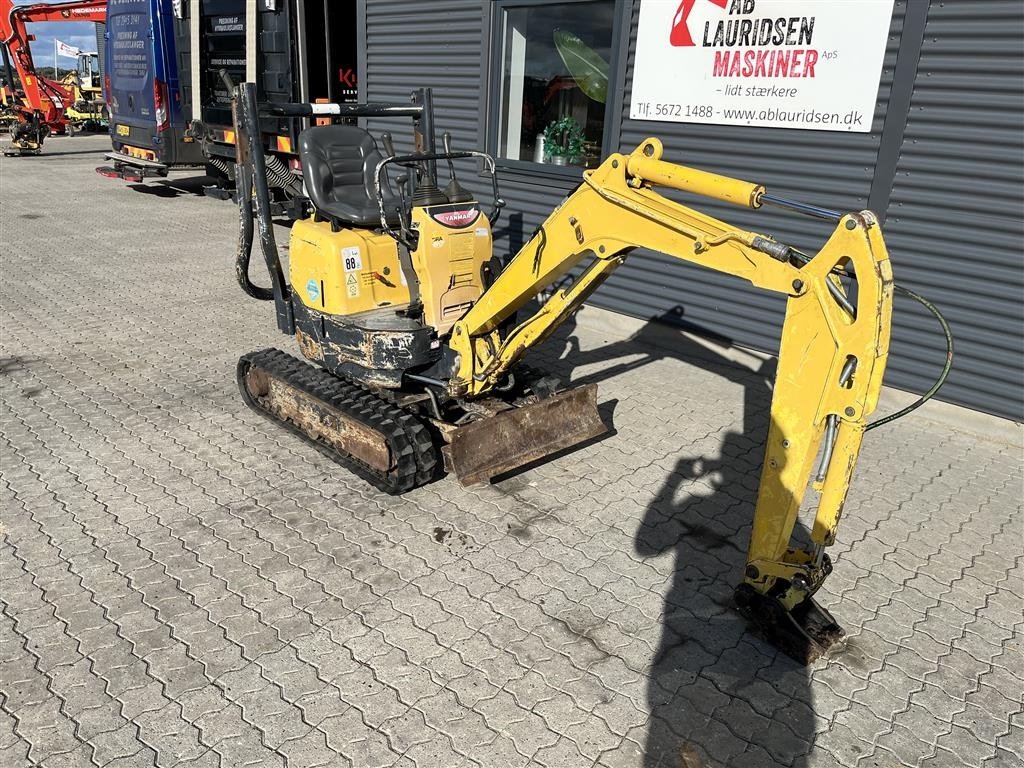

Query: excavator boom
[[449, 138, 893, 662]]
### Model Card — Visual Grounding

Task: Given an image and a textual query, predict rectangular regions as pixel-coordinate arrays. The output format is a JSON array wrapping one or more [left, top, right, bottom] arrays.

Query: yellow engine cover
[[289, 218, 411, 314], [410, 203, 492, 336], [288, 202, 492, 338]]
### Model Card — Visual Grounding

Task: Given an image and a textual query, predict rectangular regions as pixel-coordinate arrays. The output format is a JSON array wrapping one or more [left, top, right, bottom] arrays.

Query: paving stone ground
[[1, 135, 1021, 768]]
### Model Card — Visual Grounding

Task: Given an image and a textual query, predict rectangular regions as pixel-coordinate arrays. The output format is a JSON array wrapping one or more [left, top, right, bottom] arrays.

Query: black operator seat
[[298, 124, 401, 228]]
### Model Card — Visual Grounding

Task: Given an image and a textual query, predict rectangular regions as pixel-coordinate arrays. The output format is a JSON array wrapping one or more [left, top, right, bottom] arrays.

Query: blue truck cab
[[99, 0, 203, 179]]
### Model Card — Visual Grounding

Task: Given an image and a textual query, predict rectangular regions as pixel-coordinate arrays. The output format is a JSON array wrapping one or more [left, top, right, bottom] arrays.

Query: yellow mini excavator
[[226, 78, 951, 663]]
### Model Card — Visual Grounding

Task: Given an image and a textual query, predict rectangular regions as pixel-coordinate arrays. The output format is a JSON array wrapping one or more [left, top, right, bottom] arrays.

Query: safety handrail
[[373, 150, 505, 246]]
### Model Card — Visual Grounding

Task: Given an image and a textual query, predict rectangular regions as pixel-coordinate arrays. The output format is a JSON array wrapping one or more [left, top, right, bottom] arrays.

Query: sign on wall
[[630, 0, 895, 132]]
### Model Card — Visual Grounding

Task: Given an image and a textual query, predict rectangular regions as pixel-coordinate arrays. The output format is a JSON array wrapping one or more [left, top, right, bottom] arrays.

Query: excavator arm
[[449, 138, 893, 662]]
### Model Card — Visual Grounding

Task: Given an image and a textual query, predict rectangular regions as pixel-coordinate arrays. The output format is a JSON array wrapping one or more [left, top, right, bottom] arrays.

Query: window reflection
[[498, 2, 615, 168]]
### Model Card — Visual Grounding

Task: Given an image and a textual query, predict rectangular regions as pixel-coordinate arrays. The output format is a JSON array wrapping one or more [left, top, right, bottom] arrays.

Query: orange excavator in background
[[0, 0, 106, 155]]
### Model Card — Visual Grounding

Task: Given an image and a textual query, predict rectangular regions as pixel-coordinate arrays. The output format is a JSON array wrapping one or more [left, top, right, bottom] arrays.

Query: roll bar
[[259, 102, 425, 118], [222, 70, 505, 315]]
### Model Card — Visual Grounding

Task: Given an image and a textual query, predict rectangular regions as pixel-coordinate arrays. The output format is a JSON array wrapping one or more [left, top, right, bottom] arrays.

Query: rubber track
[[237, 349, 438, 494]]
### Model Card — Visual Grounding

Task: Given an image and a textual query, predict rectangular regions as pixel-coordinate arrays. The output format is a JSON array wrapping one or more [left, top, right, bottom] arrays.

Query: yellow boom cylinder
[[625, 137, 765, 209]]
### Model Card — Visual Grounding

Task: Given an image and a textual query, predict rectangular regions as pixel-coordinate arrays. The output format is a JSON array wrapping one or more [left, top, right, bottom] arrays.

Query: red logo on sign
[[670, 0, 728, 47], [338, 68, 356, 88]]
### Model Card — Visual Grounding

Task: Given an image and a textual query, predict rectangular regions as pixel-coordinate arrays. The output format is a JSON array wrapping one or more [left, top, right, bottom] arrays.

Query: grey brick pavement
[[1, 135, 1021, 768]]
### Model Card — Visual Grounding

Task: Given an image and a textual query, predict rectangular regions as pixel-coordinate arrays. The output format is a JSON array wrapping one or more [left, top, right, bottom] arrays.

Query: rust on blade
[[444, 383, 607, 486], [243, 367, 393, 472]]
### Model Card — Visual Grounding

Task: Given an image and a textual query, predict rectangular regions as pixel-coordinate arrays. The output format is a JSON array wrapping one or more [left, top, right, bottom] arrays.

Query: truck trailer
[[101, 0, 357, 207], [192, 0, 357, 213]]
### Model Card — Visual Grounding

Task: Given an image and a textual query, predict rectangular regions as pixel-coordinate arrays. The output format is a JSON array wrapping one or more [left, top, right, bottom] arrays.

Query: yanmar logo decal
[[670, 0, 727, 47], [430, 205, 481, 229]]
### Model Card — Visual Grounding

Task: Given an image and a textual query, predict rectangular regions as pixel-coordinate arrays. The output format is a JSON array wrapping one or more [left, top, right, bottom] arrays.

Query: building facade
[[357, 0, 1023, 420]]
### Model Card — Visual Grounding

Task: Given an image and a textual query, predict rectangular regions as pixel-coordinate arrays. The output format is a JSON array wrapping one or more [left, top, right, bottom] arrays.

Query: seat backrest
[[298, 124, 387, 220]]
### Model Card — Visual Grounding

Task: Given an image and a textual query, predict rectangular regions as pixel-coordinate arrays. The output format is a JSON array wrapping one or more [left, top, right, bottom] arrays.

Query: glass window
[[496, 1, 616, 168]]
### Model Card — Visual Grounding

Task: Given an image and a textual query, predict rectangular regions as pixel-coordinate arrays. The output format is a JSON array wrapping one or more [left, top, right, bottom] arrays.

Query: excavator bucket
[[442, 383, 607, 485], [734, 584, 846, 664]]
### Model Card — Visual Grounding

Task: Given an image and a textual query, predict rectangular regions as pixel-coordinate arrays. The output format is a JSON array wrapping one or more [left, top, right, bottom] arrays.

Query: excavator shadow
[[527, 307, 818, 766]]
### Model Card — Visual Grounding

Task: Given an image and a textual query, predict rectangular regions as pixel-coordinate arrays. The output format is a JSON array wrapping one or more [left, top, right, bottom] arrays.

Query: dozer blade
[[734, 583, 846, 665], [444, 383, 607, 486]]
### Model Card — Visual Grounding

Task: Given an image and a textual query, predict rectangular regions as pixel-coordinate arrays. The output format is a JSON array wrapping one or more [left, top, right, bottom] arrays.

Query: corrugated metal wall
[[363, 0, 1023, 420], [362, 0, 488, 180], [881, 0, 1023, 419]]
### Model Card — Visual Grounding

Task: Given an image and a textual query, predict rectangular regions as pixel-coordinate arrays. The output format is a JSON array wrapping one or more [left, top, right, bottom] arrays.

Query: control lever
[[381, 132, 413, 230], [441, 131, 473, 204], [382, 129, 425, 193]]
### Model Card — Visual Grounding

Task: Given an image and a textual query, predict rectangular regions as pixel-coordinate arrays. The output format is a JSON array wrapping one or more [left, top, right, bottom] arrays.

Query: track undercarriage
[[237, 349, 607, 494]]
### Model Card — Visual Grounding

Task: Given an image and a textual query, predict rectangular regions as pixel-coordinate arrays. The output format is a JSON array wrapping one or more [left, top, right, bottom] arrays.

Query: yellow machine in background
[[227, 80, 951, 663], [61, 52, 106, 131], [0, 82, 17, 128]]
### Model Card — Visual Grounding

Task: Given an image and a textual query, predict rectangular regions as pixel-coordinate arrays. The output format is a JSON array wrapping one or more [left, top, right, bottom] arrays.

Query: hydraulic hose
[[263, 152, 302, 194], [864, 283, 954, 431], [235, 161, 274, 301], [222, 68, 272, 302], [222, 69, 289, 319]]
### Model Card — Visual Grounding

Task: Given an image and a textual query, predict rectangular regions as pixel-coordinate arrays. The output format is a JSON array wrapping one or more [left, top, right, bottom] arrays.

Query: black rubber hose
[[219, 69, 272, 302], [239, 82, 289, 305], [235, 162, 274, 301], [865, 283, 954, 431]]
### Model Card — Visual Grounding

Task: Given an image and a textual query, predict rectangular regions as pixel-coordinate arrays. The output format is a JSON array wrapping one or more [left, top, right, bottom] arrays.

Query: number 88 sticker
[[342, 247, 362, 272]]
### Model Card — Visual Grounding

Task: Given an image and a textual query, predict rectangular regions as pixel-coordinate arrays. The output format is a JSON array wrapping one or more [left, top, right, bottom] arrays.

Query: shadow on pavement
[[540, 309, 816, 767], [125, 175, 218, 197], [27, 146, 109, 157]]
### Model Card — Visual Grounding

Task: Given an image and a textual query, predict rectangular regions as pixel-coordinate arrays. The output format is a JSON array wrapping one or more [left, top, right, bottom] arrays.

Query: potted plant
[[543, 116, 585, 165]]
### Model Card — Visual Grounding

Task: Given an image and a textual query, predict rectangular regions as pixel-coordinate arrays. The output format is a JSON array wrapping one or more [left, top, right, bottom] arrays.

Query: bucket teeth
[[734, 583, 845, 665]]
